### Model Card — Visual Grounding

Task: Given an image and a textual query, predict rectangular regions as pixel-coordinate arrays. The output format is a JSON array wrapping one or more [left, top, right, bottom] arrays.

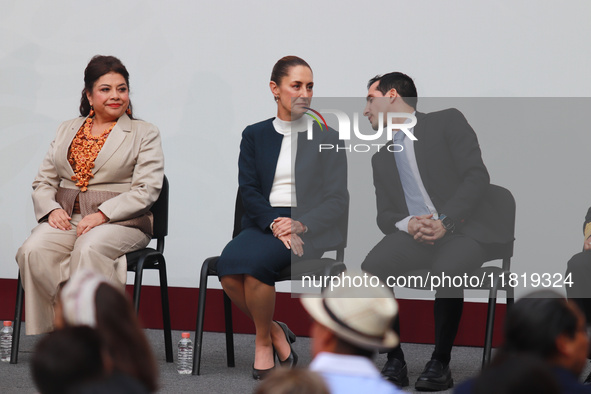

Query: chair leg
[[11, 273, 24, 364], [157, 257, 173, 363], [482, 296, 497, 368], [482, 279, 499, 369], [132, 257, 146, 312], [193, 260, 211, 375], [223, 291, 235, 368], [506, 284, 515, 309]]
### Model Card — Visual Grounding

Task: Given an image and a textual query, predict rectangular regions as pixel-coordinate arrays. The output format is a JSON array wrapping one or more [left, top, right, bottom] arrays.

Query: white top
[[394, 112, 438, 232], [310, 352, 404, 394], [269, 117, 307, 207]]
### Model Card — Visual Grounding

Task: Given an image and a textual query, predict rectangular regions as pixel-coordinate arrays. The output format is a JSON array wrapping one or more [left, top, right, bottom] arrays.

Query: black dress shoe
[[415, 359, 453, 391], [381, 358, 409, 387], [274, 321, 298, 368]]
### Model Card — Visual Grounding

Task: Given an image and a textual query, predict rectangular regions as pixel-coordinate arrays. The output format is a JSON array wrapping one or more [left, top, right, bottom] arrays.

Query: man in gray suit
[[361, 72, 506, 391]]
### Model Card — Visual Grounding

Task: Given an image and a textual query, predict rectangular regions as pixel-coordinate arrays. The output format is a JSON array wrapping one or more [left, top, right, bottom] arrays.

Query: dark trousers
[[361, 231, 487, 365], [566, 251, 591, 323]]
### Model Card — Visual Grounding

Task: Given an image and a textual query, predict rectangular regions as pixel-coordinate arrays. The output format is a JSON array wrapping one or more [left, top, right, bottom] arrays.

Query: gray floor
[[0, 324, 580, 393]]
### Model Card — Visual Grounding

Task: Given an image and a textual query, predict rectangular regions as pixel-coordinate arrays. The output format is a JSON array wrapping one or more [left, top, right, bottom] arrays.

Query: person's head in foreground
[[300, 271, 402, 393], [469, 353, 561, 394], [55, 268, 158, 392], [253, 367, 329, 394], [301, 271, 399, 357], [32, 326, 106, 394], [502, 290, 588, 376]]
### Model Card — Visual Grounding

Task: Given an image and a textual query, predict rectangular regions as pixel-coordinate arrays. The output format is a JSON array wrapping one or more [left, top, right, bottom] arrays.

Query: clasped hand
[[409, 214, 447, 245], [48, 209, 108, 236], [272, 217, 306, 257]]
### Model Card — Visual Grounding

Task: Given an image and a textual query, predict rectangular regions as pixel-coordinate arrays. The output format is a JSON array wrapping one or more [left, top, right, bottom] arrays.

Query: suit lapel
[[57, 117, 85, 179], [381, 141, 406, 210], [262, 120, 283, 196], [413, 112, 429, 188], [93, 114, 131, 174], [294, 127, 315, 200]]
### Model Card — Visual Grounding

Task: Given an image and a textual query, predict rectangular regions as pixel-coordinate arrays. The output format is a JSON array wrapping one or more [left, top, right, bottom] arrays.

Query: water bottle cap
[[181, 332, 190, 338], [3, 321, 11, 327]]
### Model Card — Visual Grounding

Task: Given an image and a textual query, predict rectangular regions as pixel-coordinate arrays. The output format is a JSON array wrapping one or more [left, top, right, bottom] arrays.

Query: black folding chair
[[192, 191, 348, 375], [11, 175, 173, 363], [402, 184, 516, 368]]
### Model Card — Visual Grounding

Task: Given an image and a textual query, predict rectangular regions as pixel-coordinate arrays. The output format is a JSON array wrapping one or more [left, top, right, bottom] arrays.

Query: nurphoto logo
[[304, 108, 417, 153]]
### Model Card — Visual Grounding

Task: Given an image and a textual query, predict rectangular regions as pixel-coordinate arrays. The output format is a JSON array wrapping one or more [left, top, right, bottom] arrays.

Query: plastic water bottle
[[1, 321, 13, 362], [177, 332, 193, 374]]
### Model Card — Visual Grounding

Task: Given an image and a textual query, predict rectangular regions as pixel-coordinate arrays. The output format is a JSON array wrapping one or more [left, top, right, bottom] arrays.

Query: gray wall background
[[1, 0, 590, 298]]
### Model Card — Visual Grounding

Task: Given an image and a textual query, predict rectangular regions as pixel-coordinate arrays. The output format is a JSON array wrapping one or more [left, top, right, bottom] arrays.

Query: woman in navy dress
[[216, 56, 348, 379]]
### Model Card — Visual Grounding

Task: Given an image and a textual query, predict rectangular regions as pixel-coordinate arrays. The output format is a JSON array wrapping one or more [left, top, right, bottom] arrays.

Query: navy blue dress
[[216, 118, 348, 286]]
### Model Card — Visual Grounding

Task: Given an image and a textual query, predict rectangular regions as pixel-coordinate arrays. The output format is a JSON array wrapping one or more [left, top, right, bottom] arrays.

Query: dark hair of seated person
[[79, 55, 134, 118], [93, 283, 158, 392], [32, 326, 106, 394], [471, 352, 561, 394], [503, 292, 579, 358]]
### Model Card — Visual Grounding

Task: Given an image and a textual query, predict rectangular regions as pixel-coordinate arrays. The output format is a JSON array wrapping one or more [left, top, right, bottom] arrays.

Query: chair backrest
[[151, 175, 169, 241], [231, 189, 349, 259], [334, 208, 349, 261], [481, 184, 516, 265]]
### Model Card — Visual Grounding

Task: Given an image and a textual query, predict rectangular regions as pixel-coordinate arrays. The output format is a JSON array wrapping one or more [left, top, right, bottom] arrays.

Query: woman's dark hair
[[367, 72, 418, 109], [32, 326, 105, 394], [94, 283, 158, 392], [79, 55, 133, 118], [503, 291, 579, 359], [270, 55, 312, 85]]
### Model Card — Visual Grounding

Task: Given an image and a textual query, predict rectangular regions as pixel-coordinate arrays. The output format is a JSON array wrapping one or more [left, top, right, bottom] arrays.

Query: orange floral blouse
[[68, 117, 116, 192]]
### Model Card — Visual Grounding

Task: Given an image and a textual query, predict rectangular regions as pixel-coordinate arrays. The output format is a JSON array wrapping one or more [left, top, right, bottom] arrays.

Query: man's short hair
[[367, 72, 418, 109], [503, 291, 580, 359]]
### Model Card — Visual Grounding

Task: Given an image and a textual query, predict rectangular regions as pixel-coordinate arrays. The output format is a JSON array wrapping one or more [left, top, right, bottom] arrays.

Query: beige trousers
[[15, 214, 151, 335]]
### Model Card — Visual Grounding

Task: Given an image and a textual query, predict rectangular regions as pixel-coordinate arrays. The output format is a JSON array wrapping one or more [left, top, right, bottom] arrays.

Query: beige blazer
[[32, 114, 164, 233]]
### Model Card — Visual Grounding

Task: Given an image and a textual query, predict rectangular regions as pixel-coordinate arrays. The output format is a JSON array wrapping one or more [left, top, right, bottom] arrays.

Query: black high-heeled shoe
[[252, 364, 274, 380], [274, 321, 298, 368], [252, 347, 276, 380]]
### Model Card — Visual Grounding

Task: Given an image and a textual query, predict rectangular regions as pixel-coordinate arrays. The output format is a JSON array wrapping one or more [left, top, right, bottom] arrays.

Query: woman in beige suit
[[16, 55, 164, 335]]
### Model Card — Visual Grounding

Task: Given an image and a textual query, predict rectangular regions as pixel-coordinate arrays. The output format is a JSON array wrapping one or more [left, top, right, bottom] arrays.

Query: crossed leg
[[220, 274, 291, 370]]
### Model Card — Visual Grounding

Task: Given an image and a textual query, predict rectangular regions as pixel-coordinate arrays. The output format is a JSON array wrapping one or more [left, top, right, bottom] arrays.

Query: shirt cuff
[[395, 216, 414, 233]]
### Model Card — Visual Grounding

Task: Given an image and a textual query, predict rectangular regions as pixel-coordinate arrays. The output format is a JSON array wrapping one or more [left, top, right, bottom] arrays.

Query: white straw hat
[[301, 271, 399, 351], [60, 268, 111, 327]]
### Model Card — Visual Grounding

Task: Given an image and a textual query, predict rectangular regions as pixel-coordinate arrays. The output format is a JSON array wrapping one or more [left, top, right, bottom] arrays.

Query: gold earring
[[88, 106, 95, 117]]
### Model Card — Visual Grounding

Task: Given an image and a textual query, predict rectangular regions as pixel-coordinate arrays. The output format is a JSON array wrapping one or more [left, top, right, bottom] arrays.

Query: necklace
[[69, 117, 116, 192]]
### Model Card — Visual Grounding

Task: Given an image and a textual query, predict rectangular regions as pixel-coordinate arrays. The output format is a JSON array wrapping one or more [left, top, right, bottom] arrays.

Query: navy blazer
[[371, 108, 510, 244], [238, 118, 348, 251]]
